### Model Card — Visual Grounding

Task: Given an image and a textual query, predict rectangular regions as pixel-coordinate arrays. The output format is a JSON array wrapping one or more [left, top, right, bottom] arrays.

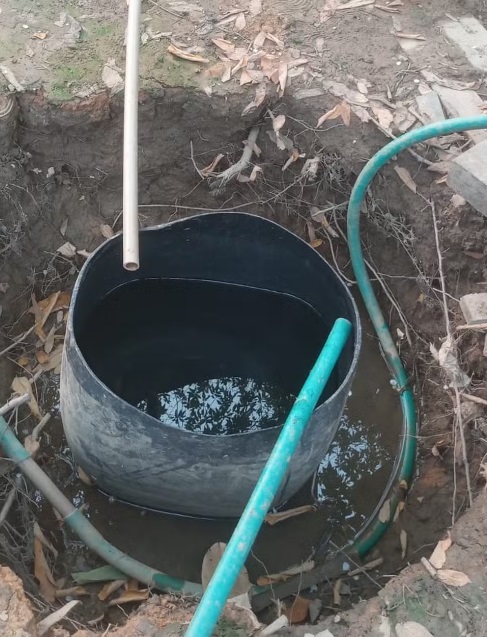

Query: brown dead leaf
[[378, 498, 391, 523], [278, 62, 288, 94], [253, 30, 267, 48], [17, 355, 30, 367], [202, 542, 251, 596], [266, 32, 284, 47], [32, 31, 48, 39], [34, 522, 58, 558], [167, 44, 208, 63], [36, 350, 50, 365], [241, 83, 266, 116], [201, 154, 225, 176], [235, 12, 246, 30], [36, 291, 71, 314], [57, 242, 77, 258], [100, 224, 114, 239], [265, 505, 315, 525], [282, 149, 301, 172], [237, 166, 262, 183], [240, 69, 252, 85], [371, 106, 394, 130], [394, 31, 426, 40], [98, 579, 126, 601], [375, 3, 401, 12], [273, 114, 286, 132], [394, 166, 417, 193], [212, 38, 235, 54], [320, 0, 338, 22], [44, 325, 56, 355], [283, 596, 310, 624], [317, 100, 351, 127], [108, 590, 149, 606], [429, 535, 452, 569], [231, 55, 248, 76], [78, 466, 94, 486], [400, 529, 407, 559], [221, 64, 232, 82], [38, 344, 63, 373], [34, 537, 57, 602], [437, 569, 471, 587], [333, 578, 342, 606], [11, 376, 41, 418], [34, 291, 60, 339]]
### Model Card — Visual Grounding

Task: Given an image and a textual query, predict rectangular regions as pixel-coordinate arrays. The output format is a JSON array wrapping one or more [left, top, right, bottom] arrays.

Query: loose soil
[[1, 0, 487, 635]]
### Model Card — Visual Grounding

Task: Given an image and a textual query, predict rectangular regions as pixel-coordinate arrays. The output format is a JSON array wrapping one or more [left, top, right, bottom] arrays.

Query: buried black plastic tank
[[61, 212, 361, 517]]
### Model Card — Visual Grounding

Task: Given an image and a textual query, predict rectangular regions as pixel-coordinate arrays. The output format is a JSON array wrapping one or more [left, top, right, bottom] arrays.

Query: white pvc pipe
[[123, 0, 142, 271]]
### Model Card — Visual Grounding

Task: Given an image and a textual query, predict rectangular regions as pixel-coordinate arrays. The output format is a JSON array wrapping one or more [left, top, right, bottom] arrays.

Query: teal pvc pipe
[[185, 317, 352, 637], [347, 116, 487, 554]]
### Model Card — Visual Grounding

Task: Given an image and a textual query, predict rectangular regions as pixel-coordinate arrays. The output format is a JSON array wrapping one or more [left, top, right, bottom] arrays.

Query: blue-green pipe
[[348, 116, 487, 554], [0, 415, 202, 597], [185, 318, 352, 637]]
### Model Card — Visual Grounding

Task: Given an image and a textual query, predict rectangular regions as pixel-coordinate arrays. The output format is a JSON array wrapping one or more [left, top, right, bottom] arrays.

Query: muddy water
[[38, 303, 399, 584]]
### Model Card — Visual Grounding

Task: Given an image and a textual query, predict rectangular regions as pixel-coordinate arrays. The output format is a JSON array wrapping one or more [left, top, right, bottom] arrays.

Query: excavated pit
[[1, 88, 487, 632]]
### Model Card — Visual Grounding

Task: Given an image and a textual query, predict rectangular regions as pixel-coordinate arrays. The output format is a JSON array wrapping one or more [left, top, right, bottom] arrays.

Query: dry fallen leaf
[[56, 586, 89, 598], [100, 224, 114, 239], [212, 38, 235, 53], [283, 595, 310, 624], [429, 535, 452, 569], [235, 12, 246, 30], [265, 504, 315, 525], [378, 498, 391, 523], [201, 153, 225, 176], [253, 30, 267, 48], [17, 355, 30, 367], [237, 165, 262, 183], [320, 0, 338, 22], [108, 590, 149, 606], [242, 83, 266, 116], [167, 44, 208, 63], [400, 529, 407, 559], [32, 31, 48, 39], [394, 166, 417, 193], [437, 569, 471, 587], [317, 100, 351, 127], [202, 543, 251, 596], [11, 376, 41, 418], [34, 536, 57, 602], [36, 350, 50, 365], [333, 578, 342, 606], [240, 69, 252, 85], [44, 325, 56, 355], [57, 242, 77, 258], [278, 62, 288, 95], [273, 113, 286, 132], [34, 522, 58, 558], [78, 466, 94, 486], [98, 579, 126, 601], [38, 344, 63, 373], [371, 106, 394, 130], [231, 54, 248, 76], [36, 291, 71, 314]]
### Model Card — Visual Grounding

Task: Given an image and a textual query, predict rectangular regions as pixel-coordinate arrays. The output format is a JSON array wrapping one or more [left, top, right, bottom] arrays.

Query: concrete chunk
[[415, 91, 445, 124], [460, 293, 487, 325], [447, 140, 487, 216], [433, 85, 487, 144], [441, 16, 487, 73]]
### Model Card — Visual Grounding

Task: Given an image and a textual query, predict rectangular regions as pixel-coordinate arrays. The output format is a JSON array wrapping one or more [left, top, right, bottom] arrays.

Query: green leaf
[[72, 565, 127, 584]]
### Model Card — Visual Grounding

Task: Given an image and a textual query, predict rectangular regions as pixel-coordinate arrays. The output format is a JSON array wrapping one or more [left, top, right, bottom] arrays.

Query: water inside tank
[[77, 278, 336, 434]]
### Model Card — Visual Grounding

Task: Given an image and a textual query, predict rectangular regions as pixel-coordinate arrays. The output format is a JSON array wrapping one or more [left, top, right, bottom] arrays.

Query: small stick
[[0, 325, 35, 358], [37, 600, 80, 636], [0, 474, 23, 526], [0, 393, 30, 416], [210, 126, 260, 191], [347, 557, 384, 577], [461, 394, 487, 407], [456, 322, 487, 331], [420, 556, 437, 579]]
